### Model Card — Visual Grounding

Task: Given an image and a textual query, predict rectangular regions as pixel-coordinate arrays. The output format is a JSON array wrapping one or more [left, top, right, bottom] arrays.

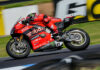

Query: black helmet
[[27, 13, 37, 20]]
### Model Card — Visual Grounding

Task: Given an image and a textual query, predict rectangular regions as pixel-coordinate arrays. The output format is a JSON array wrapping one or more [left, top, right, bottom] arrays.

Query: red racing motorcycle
[[6, 17, 90, 59]]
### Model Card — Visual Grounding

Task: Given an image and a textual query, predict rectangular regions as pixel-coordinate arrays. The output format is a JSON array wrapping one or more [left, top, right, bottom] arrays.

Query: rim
[[69, 30, 86, 46], [9, 40, 28, 56]]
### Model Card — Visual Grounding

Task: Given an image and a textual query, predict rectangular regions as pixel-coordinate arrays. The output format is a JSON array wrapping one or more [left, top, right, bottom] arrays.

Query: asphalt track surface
[[0, 44, 100, 69]]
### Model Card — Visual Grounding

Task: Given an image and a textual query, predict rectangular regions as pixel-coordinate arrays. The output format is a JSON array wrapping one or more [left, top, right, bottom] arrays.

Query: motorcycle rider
[[22, 13, 63, 35], [22, 13, 75, 41]]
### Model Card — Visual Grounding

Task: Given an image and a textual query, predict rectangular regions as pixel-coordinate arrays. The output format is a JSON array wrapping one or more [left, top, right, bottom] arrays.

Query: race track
[[0, 44, 100, 69]]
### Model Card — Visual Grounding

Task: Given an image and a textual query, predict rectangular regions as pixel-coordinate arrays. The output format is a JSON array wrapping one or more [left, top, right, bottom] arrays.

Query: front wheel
[[6, 39, 31, 59], [64, 28, 90, 51]]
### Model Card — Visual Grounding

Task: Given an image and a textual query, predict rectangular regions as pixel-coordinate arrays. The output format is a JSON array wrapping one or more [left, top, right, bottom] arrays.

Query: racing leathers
[[26, 13, 62, 34]]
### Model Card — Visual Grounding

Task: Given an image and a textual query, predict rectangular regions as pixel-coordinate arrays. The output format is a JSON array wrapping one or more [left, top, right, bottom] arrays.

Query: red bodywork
[[30, 32, 54, 50], [13, 21, 54, 50]]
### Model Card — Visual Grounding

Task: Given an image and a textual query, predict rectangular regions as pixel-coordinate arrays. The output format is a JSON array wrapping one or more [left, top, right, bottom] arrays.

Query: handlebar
[[22, 18, 30, 25], [22, 17, 34, 25]]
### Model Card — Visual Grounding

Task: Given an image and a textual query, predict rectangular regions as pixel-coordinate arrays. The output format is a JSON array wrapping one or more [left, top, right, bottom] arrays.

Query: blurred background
[[0, 0, 100, 70], [0, 0, 100, 58], [0, 0, 100, 36]]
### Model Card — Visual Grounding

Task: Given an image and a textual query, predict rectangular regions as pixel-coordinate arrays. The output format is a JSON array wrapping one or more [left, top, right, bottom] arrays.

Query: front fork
[[13, 35, 23, 44], [13, 35, 26, 51]]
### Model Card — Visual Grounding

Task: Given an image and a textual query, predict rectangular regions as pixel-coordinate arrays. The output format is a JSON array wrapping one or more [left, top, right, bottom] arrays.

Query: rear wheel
[[6, 39, 31, 59], [64, 28, 90, 51]]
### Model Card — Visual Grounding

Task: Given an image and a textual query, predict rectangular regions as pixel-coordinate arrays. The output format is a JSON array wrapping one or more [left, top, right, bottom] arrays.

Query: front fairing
[[10, 17, 25, 35], [14, 22, 25, 30]]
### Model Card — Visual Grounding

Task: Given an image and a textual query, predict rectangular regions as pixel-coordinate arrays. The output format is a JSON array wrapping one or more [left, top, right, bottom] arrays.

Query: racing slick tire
[[64, 28, 90, 51], [6, 39, 31, 59]]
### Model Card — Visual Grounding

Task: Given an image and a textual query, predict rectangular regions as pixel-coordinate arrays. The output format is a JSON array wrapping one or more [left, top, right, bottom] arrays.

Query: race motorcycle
[[6, 17, 90, 59]]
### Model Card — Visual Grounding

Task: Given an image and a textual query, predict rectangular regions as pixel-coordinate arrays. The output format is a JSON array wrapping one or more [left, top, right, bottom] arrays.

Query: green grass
[[95, 67, 100, 70], [0, 21, 100, 57], [2, 0, 52, 8], [80, 66, 100, 70], [0, 36, 11, 57]]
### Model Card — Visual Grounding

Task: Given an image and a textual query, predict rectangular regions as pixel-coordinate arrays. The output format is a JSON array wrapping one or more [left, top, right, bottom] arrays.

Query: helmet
[[27, 13, 37, 20]]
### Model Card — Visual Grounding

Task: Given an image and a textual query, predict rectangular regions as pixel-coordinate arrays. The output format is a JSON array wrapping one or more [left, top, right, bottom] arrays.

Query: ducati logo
[[26, 28, 44, 37], [32, 28, 44, 34]]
